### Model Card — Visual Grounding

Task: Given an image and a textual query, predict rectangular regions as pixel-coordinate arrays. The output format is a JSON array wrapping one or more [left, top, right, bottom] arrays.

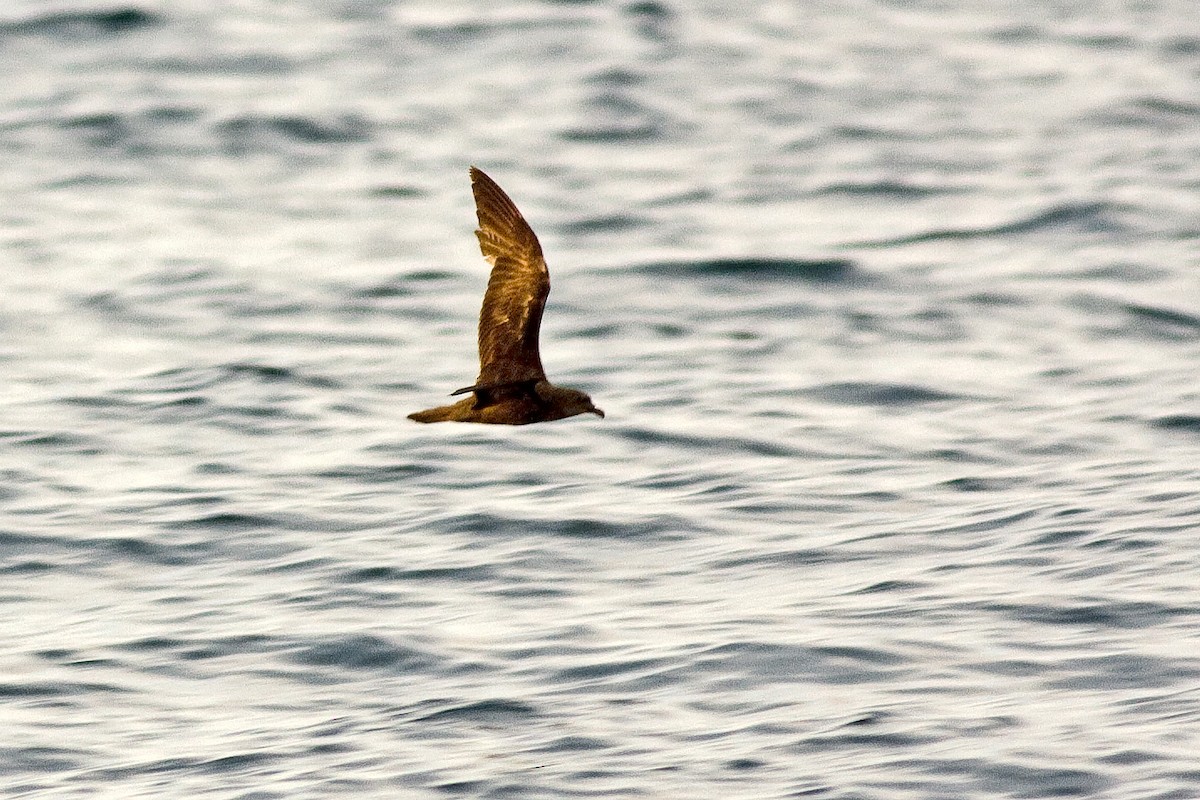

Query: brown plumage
[[408, 167, 604, 425]]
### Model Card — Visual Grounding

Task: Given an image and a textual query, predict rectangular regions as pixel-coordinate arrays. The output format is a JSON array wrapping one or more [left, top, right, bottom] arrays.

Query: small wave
[[165, 512, 280, 533], [981, 599, 1192, 630], [288, 634, 436, 672], [0, 6, 158, 37], [1123, 303, 1200, 338], [804, 381, 959, 406], [214, 112, 372, 153], [1091, 95, 1200, 130], [634, 257, 856, 281], [821, 179, 952, 198], [560, 122, 664, 143], [560, 214, 647, 235], [850, 201, 1118, 248], [1152, 414, 1200, 434], [338, 565, 496, 584], [921, 757, 1109, 797], [561, 90, 671, 143], [697, 641, 902, 686], [414, 699, 539, 724], [7, 431, 102, 453]]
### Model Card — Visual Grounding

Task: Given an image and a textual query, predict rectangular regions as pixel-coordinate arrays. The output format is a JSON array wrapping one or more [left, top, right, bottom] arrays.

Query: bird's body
[[408, 167, 604, 425]]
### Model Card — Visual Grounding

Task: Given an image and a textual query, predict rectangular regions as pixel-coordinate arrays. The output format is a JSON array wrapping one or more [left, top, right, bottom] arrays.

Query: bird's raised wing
[[468, 166, 549, 389]]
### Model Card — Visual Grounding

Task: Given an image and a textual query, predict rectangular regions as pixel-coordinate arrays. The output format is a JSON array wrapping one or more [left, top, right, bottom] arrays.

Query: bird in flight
[[408, 167, 605, 425]]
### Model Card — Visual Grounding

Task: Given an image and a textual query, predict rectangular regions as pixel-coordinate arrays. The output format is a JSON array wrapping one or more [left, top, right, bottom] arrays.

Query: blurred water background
[[2, 1, 1200, 798]]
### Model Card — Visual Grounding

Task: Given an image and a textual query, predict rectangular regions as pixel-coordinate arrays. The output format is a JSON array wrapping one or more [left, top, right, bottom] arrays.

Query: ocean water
[[3, 1, 1200, 798]]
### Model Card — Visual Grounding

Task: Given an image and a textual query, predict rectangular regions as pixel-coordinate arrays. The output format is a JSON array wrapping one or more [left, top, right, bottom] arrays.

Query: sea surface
[[3, 1, 1200, 798]]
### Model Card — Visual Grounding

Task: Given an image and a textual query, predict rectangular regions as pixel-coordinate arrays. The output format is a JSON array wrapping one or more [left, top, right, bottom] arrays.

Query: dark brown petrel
[[408, 167, 604, 425]]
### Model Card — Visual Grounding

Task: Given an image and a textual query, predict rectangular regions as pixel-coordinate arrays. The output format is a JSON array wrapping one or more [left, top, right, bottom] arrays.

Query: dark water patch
[[983, 599, 1193, 630], [963, 290, 1027, 307], [922, 508, 1042, 537], [1070, 33, 1136, 50], [1152, 414, 1200, 434], [831, 123, 917, 142], [1094, 95, 1200, 129], [942, 476, 1016, 493], [811, 645, 905, 666], [339, 564, 496, 584], [415, 698, 539, 724], [1024, 528, 1094, 548], [115, 633, 277, 661], [40, 172, 129, 190], [821, 179, 951, 198], [561, 118, 667, 143], [560, 91, 667, 143], [61, 112, 132, 149], [215, 113, 372, 153], [587, 66, 644, 88], [536, 735, 611, 754], [626, 0, 676, 42], [848, 579, 927, 594], [152, 51, 293, 76], [223, 363, 295, 382], [409, 20, 488, 45], [1097, 749, 1162, 766], [851, 201, 1118, 248], [1, 531, 72, 558], [0, 680, 126, 699], [963, 658, 1046, 678], [255, 557, 334, 576], [198, 751, 283, 773], [0, 746, 90, 774], [91, 752, 285, 782], [990, 23, 1040, 43], [53, 105, 206, 155], [634, 257, 856, 282], [0, 7, 159, 37], [560, 213, 646, 235], [696, 641, 901, 685], [0, 559, 56, 575], [288, 634, 435, 672], [183, 635, 277, 661], [8, 431, 103, 454], [106, 363, 336, 420], [317, 463, 440, 482], [1122, 302, 1200, 339], [77, 268, 258, 326], [165, 512, 280, 533], [1163, 35, 1200, 55], [799, 715, 930, 750], [402, 269, 460, 284], [805, 381, 959, 406], [553, 656, 670, 683], [615, 424, 803, 459], [1047, 653, 1200, 691], [431, 779, 487, 794], [1073, 261, 1171, 283], [351, 277, 416, 299], [540, 517, 646, 539], [119, 636, 186, 653], [443, 511, 660, 540], [220, 362, 340, 389], [78, 533, 214, 566], [622, 421, 804, 456], [916, 757, 1109, 797], [710, 548, 845, 570], [370, 184, 422, 198]]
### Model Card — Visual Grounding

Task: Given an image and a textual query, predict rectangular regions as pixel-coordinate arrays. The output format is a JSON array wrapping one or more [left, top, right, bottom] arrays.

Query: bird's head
[[545, 385, 605, 421]]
